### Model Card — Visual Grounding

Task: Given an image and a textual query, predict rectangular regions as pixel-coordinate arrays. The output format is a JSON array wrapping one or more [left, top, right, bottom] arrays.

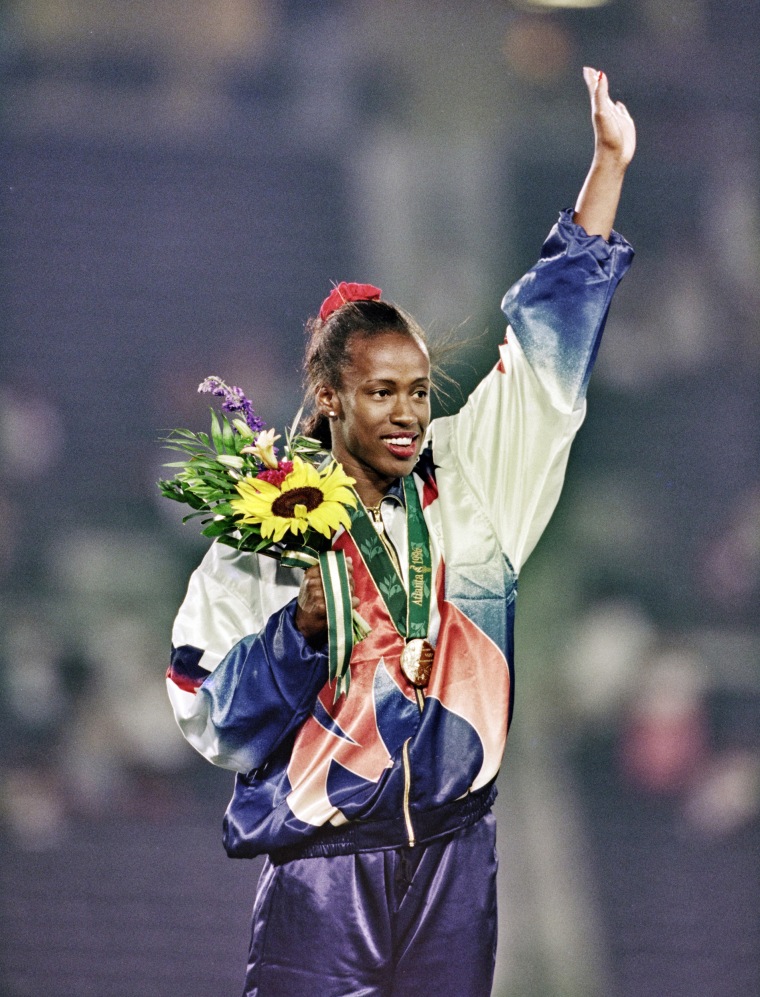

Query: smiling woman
[[314, 328, 431, 505], [167, 68, 636, 997]]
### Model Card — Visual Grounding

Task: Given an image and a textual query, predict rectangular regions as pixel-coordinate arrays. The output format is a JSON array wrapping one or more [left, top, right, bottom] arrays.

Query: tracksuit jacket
[[168, 210, 633, 862]]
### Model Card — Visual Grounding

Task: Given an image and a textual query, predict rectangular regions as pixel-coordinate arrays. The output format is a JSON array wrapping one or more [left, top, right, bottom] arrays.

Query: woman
[[168, 68, 635, 997]]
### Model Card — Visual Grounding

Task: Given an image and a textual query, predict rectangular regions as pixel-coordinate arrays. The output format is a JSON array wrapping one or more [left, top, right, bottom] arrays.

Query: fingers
[[295, 554, 362, 642], [297, 556, 358, 623], [582, 65, 598, 95], [584, 66, 619, 118], [341, 556, 360, 608], [298, 564, 327, 616], [295, 564, 329, 642], [345, 558, 360, 607], [596, 69, 609, 105], [582, 65, 635, 160], [583, 66, 607, 105]]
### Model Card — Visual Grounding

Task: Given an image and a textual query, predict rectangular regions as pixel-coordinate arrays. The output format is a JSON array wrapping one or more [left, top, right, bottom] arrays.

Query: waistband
[[268, 781, 498, 864]]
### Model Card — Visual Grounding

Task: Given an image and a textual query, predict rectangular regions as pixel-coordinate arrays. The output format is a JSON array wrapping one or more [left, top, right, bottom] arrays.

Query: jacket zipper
[[402, 738, 416, 847]]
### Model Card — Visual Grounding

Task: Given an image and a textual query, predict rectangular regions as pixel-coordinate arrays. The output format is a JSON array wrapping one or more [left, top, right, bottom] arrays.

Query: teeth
[[387, 437, 414, 446]]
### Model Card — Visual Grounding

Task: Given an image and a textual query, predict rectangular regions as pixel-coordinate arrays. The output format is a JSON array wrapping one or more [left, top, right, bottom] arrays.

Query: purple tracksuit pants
[[243, 813, 498, 997]]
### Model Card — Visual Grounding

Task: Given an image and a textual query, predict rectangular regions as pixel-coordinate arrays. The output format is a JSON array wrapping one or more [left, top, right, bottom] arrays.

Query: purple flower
[[198, 376, 264, 433]]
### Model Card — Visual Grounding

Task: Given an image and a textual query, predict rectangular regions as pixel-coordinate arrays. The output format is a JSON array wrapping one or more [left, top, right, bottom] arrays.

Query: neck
[[354, 476, 397, 509], [331, 453, 397, 508]]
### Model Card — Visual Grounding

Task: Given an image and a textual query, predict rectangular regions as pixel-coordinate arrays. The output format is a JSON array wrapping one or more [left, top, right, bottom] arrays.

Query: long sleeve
[[167, 542, 328, 773], [432, 210, 633, 573]]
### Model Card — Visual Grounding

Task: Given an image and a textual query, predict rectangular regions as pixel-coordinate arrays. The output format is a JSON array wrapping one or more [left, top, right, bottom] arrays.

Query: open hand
[[584, 67, 636, 168]]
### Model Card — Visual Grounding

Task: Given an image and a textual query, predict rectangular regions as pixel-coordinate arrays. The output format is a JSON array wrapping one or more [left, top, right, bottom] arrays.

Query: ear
[[316, 384, 340, 419]]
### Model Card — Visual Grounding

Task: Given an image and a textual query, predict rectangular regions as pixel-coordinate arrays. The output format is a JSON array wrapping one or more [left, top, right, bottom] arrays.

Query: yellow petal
[[259, 518, 278, 539], [237, 477, 280, 498], [307, 502, 352, 538], [323, 486, 356, 507], [280, 457, 310, 492]]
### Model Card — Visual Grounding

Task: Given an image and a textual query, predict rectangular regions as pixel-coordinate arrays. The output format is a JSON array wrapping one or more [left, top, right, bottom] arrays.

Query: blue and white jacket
[[168, 211, 633, 860]]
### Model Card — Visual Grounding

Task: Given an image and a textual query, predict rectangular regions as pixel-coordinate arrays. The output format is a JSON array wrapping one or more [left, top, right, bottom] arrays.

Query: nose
[[390, 395, 416, 425]]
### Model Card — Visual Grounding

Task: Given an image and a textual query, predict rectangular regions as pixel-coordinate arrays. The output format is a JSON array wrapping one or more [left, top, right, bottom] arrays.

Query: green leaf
[[295, 436, 326, 452], [177, 428, 204, 440], [158, 482, 186, 502], [285, 405, 304, 450], [249, 536, 277, 554], [161, 443, 196, 455], [201, 519, 233, 538], [221, 414, 235, 453], [186, 494, 210, 510], [181, 510, 211, 522], [216, 535, 241, 550], [186, 456, 216, 470], [210, 409, 224, 452]]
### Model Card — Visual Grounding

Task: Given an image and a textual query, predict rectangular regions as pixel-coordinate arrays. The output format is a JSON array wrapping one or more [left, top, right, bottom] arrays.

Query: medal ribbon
[[279, 475, 431, 701], [348, 475, 432, 640], [280, 546, 355, 701]]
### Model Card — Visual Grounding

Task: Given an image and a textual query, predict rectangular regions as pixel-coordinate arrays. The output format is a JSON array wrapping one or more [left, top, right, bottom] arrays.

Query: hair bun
[[318, 281, 382, 321]]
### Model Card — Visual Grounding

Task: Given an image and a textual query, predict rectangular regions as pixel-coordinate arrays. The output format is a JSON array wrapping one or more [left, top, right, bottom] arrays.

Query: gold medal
[[400, 638, 435, 688]]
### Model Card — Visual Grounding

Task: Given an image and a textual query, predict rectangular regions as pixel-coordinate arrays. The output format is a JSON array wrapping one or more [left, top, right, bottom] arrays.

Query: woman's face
[[318, 330, 431, 506]]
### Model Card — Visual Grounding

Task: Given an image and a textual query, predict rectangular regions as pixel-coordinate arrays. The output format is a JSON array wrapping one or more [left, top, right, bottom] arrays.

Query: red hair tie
[[319, 281, 382, 321]]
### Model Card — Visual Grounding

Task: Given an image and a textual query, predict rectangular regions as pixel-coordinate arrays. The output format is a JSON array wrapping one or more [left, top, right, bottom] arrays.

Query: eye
[[373, 388, 392, 398], [413, 387, 429, 399]]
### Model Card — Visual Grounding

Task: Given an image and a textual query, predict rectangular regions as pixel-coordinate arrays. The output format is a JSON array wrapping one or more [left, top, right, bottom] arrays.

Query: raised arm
[[434, 70, 635, 572], [573, 67, 636, 241]]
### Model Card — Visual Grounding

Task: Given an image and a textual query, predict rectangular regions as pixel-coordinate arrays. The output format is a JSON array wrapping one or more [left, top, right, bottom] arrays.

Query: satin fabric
[[168, 212, 633, 859], [243, 814, 498, 997]]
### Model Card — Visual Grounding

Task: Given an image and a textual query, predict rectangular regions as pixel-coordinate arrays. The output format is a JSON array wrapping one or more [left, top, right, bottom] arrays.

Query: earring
[[328, 410, 336, 418]]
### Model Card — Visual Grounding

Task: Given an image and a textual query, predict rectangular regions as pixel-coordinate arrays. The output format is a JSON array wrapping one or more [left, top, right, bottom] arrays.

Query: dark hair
[[302, 299, 429, 447]]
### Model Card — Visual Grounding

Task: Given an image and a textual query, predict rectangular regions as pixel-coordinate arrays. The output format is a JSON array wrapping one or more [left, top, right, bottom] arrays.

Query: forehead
[[342, 330, 430, 383]]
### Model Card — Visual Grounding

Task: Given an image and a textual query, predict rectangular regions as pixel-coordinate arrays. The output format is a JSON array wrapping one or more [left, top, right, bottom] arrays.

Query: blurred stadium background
[[1, 1, 758, 995]]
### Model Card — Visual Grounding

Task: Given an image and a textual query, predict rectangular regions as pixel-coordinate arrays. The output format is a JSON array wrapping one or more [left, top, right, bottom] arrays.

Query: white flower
[[241, 428, 281, 469]]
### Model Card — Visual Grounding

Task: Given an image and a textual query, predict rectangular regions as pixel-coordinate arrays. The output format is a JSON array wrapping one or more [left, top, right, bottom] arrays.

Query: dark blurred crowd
[[1, 2, 758, 995]]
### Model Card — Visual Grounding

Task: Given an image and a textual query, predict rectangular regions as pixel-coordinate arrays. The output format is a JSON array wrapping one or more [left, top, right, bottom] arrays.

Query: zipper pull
[[367, 505, 385, 535]]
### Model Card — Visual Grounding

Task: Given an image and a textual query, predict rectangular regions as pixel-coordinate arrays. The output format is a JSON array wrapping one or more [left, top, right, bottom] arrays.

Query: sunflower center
[[271, 486, 324, 518]]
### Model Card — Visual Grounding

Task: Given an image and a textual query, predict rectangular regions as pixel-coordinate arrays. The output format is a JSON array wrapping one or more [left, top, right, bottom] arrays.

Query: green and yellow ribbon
[[280, 475, 430, 702], [280, 546, 365, 702]]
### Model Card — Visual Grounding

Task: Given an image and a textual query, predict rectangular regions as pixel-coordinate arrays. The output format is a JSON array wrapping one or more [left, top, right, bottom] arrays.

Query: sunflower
[[230, 456, 357, 543]]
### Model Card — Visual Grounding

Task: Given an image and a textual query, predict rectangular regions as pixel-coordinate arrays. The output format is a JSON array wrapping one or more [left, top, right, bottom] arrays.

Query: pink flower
[[256, 460, 294, 487]]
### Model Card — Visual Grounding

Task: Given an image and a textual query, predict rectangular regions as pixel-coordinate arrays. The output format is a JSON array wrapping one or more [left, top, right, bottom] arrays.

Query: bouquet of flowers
[[158, 376, 368, 698]]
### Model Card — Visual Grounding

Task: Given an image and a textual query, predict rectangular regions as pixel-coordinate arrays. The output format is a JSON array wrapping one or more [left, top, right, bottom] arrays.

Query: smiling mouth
[[382, 434, 419, 459]]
